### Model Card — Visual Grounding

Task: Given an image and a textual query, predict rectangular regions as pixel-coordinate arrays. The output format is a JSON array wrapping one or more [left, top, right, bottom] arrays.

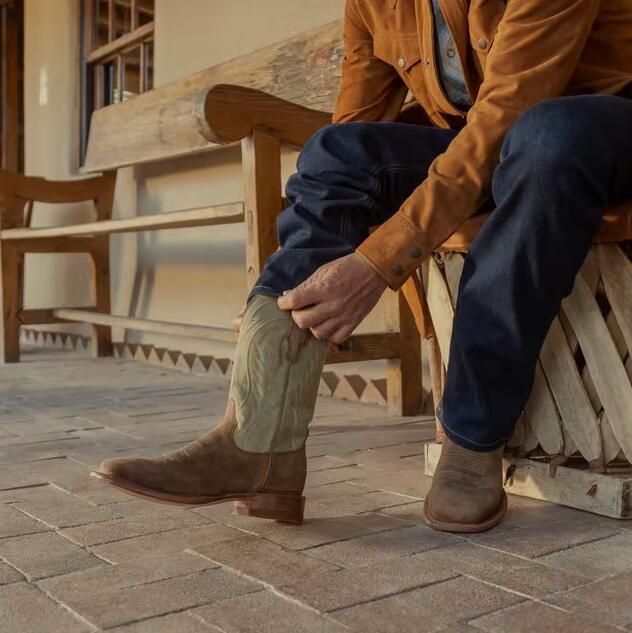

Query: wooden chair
[[414, 207, 632, 518], [0, 170, 116, 362], [0, 21, 423, 415]]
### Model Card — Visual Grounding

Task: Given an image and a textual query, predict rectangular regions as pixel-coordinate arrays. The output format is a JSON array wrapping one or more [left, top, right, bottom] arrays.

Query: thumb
[[277, 282, 315, 311]]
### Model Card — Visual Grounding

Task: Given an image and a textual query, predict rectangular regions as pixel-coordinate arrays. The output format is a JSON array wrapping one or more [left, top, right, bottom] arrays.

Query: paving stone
[[0, 531, 105, 580], [335, 576, 524, 633], [0, 463, 46, 491], [61, 502, 211, 546], [254, 512, 412, 550], [107, 612, 216, 633], [284, 555, 458, 611], [470, 519, 620, 558], [194, 590, 349, 633], [469, 600, 623, 633], [6, 483, 122, 528], [546, 570, 632, 628], [0, 582, 90, 632], [0, 561, 24, 586], [194, 534, 340, 586], [46, 566, 261, 629], [0, 504, 49, 538], [538, 531, 632, 578], [306, 455, 359, 472], [90, 523, 246, 563], [305, 525, 458, 568], [413, 542, 590, 598], [39, 551, 218, 600], [304, 464, 364, 487]]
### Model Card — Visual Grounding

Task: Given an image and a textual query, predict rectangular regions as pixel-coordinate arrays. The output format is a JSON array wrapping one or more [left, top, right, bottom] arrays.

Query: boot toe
[[426, 483, 502, 528], [95, 457, 161, 489]]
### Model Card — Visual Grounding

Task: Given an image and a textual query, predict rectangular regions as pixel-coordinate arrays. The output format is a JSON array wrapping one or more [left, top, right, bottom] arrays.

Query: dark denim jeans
[[253, 95, 632, 451]]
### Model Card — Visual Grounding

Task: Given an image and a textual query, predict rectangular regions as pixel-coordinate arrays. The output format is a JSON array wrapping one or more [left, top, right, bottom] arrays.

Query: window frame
[[80, 0, 154, 163]]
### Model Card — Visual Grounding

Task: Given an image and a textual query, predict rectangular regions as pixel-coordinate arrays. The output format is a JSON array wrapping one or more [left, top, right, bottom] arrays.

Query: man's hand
[[277, 253, 388, 343]]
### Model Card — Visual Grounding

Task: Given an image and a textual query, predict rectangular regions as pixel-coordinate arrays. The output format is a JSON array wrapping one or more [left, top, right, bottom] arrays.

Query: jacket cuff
[[356, 214, 427, 290]]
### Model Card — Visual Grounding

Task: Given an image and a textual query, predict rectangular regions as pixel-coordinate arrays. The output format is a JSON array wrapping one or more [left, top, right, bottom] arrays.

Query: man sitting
[[94, 0, 632, 533]]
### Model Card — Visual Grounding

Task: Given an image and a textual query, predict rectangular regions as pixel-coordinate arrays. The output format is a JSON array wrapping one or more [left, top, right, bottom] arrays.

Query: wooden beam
[[53, 309, 240, 344], [17, 307, 97, 325], [202, 84, 332, 148], [326, 333, 400, 364], [1, 202, 244, 239]]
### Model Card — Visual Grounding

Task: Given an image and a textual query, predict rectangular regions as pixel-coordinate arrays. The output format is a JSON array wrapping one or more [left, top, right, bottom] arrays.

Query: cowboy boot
[[92, 294, 328, 523], [423, 436, 507, 533]]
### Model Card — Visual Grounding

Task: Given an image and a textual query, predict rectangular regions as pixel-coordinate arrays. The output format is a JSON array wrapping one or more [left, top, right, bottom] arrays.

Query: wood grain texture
[[539, 317, 602, 464], [241, 129, 281, 288], [384, 290, 423, 416], [425, 258, 454, 368], [84, 20, 343, 172], [562, 272, 632, 463], [1, 202, 244, 239], [524, 362, 565, 455]]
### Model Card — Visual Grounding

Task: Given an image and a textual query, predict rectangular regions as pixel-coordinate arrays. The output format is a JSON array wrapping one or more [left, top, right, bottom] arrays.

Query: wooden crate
[[424, 243, 632, 517]]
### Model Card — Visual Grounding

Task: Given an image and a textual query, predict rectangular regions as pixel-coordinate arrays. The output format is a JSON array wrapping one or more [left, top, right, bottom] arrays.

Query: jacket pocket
[[468, 0, 505, 56], [373, 34, 422, 75]]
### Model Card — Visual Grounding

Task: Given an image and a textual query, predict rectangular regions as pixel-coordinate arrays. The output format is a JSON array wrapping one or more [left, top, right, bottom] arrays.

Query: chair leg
[[90, 236, 112, 358], [0, 242, 23, 363], [386, 290, 423, 416]]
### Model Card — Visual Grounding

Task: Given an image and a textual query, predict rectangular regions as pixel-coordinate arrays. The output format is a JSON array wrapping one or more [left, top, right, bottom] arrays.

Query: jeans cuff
[[438, 408, 510, 452]]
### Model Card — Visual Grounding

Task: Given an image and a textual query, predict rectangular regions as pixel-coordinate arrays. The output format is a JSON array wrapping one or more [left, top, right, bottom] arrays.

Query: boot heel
[[234, 493, 305, 524]]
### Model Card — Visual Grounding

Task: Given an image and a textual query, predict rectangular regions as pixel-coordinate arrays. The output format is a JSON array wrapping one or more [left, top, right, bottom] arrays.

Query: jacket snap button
[[392, 264, 404, 275], [446, 48, 456, 59], [398, 57, 406, 68], [477, 38, 488, 50], [410, 247, 422, 258]]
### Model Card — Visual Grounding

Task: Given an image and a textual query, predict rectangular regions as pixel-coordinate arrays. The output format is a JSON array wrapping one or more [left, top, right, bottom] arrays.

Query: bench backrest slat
[[84, 20, 343, 173]]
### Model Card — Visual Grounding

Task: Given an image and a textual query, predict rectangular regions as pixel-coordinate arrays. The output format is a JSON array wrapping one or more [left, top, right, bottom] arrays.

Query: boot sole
[[422, 491, 508, 534], [90, 471, 305, 524]]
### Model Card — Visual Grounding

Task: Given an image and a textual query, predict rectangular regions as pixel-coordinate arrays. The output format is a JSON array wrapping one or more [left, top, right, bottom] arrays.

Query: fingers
[[277, 277, 325, 311], [290, 301, 334, 330], [232, 305, 246, 332], [308, 317, 355, 343]]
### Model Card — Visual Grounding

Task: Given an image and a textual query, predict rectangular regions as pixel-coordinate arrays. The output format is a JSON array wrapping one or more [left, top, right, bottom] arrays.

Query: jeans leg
[[441, 95, 632, 451], [251, 122, 457, 298]]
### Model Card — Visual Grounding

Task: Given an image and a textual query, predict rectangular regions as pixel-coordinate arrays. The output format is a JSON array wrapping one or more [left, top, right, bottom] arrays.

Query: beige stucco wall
[[21, 0, 391, 379]]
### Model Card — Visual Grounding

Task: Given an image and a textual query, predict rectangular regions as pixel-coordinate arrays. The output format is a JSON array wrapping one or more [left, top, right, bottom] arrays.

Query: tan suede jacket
[[333, 0, 632, 290]]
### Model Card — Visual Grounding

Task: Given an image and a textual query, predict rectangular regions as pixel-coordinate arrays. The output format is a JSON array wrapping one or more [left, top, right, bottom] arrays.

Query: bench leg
[[0, 242, 23, 363], [241, 129, 282, 290], [90, 236, 112, 358], [386, 291, 423, 416]]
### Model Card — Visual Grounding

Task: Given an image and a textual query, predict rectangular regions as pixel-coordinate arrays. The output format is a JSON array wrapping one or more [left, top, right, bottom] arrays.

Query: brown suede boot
[[92, 295, 328, 524], [423, 436, 507, 533]]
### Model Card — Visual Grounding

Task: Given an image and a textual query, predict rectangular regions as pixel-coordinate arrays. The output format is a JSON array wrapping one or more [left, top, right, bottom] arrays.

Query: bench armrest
[[199, 84, 332, 148]]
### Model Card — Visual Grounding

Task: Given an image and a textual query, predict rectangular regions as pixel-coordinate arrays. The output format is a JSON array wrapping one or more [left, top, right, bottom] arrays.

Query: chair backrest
[[0, 169, 116, 230], [83, 20, 343, 173]]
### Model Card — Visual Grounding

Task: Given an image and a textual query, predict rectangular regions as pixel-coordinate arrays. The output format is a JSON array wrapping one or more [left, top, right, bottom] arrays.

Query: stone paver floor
[[1, 347, 632, 632]]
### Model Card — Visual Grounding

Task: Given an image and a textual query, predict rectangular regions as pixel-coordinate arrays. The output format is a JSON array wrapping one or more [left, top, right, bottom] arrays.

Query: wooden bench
[[0, 21, 423, 415]]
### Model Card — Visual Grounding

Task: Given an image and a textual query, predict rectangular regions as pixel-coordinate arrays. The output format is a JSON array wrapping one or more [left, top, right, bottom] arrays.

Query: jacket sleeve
[[356, 0, 601, 290], [332, 0, 408, 123]]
